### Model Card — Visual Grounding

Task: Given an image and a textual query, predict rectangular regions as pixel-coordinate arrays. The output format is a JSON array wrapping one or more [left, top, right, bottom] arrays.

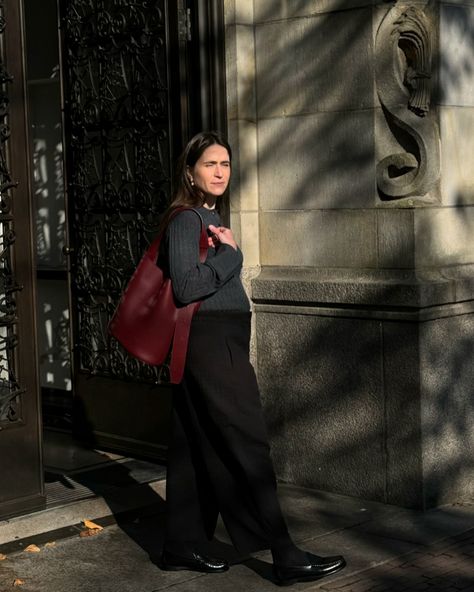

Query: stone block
[[439, 106, 474, 206], [227, 119, 258, 214], [257, 111, 376, 211], [254, 1, 381, 22], [376, 209, 415, 269], [382, 322, 424, 507], [224, 0, 235, 25], [235, 25, 257, 121], [233, 119, 258, 211], [440, 264, 474, 302], [229, 209, 241, 244], [227, 117, 239, 179], [240, 210, 260, 267], [255, 8, 374, 118], [439, 0, 474, 6], [255, 300, 474, 508], [251, 265, 473, 309], [414, 207, 474, 267], [225, 24, 256, 122], [256, 310, 386, 501], [224, 0, 254, 25], [259, 210, 377, 268], [420, 313, 474, 506], [225, 25, 238, 121], [439, 4, 474, 107]]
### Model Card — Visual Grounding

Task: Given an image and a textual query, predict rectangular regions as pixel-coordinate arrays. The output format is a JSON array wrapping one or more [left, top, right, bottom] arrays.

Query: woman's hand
[[208, 224, 238, 251]]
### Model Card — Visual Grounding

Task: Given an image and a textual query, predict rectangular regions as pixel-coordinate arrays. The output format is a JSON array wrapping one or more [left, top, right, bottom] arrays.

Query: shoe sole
[[274, 561, 346, 586], [160, 564, 229, 573]]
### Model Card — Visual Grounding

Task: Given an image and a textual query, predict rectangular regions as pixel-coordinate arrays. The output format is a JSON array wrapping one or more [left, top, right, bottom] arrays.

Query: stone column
[[236, 0, 474, 509], [224, 1, 259, 268], [224, 0, 260, 361]]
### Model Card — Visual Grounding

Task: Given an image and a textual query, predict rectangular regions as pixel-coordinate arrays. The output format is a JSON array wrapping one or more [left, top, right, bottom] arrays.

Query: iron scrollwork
[[62, 0, 173, 382], [0, 1, 26, 424], [375, 4, 440, 201]]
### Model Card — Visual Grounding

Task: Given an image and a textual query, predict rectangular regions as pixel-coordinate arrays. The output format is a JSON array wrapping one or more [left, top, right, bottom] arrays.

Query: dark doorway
[[22, 0, 226, 472]]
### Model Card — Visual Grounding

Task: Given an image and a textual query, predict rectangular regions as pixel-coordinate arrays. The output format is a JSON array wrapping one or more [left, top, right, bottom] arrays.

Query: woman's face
[[188, 144, 231, 202]]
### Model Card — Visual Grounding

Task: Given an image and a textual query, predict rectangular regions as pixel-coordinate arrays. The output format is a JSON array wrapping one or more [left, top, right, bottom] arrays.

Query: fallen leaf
[[0, 553, 6, 560], [44, 542, 56, 548], [82, 519, 103, 531], [79, 529, 101, 538], [13, 579, 25, 587], [24, 544, 41, 553]]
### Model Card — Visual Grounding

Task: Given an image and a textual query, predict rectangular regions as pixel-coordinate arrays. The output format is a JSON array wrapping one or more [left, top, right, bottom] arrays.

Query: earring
[[190, 178, 195, 186]]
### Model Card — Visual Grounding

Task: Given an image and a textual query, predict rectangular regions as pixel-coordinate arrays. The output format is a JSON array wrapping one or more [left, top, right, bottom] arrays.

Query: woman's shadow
[[45, 396, 275, 583]]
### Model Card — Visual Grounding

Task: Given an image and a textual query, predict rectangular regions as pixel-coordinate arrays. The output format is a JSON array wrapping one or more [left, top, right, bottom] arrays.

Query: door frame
[[169, 0, 228, 161]]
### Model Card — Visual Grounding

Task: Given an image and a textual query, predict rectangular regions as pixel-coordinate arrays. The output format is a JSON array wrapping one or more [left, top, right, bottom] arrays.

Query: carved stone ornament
[[375, 3, 440, 201]]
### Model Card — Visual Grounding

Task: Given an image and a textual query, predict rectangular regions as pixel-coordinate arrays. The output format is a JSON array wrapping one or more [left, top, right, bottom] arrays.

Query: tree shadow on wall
[[237, 0, 474, 589]]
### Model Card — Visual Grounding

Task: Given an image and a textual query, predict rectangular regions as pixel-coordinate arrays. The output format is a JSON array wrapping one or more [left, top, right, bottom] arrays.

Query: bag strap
[[169, 301, 198, 383], [191, 208, 209, 263], [164, 207, 209, 383], [147, 206, 208, 263]]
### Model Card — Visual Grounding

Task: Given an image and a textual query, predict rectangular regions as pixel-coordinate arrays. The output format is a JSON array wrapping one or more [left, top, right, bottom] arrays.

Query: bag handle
[[158, 207, 209, 384]]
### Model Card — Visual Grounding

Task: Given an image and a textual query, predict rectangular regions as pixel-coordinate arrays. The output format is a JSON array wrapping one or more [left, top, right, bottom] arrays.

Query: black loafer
[[160, 549, 229, 573], [273, 552, 346, 586]]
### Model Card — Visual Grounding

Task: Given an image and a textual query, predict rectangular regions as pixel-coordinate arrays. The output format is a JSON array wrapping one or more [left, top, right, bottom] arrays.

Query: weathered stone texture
[[259, 210, 377, 268], [257, 111, 375, 211], [226, 24, 256, 121], [439, 4, 474, 107], [382, 321, 424, 508], [256, 305, 474, 508], [225, 0, 474, 510], [439, 107, 474, 206], [256, 310, 386, 501], [255, 8, 374, 118], [376, 209, 415, 269], [224, 0, 253, 25], [420, 314, 474, 506], [414, 207, 474, 267], [253, 0, 389, 22]]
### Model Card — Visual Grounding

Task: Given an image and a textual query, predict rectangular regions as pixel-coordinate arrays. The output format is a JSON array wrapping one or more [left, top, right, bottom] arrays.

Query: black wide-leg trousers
[[164, 312, 290, 554]]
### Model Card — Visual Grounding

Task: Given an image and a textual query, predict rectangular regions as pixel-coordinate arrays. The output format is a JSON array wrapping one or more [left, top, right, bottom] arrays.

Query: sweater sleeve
[[166, 210, 243, 305]]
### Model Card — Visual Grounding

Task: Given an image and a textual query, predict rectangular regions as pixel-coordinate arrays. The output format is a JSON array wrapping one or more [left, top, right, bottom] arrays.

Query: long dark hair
[[159, 131, 232, 232]]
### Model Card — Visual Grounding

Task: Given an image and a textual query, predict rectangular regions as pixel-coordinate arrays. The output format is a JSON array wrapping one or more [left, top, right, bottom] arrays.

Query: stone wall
[[225, 0, 474, 509]]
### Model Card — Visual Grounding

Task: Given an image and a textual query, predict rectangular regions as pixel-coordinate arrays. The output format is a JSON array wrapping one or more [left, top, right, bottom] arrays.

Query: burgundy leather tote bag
[[108, 207, 208, 384]]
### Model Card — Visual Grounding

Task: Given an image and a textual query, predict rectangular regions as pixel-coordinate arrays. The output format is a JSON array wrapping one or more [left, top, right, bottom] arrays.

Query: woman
[[159, 131, 345, 586]]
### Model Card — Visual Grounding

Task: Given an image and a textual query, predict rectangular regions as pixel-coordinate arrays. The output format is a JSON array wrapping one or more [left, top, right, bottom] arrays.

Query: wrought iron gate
[[59, 0, 226, 456], [61, 0, 175, 385]]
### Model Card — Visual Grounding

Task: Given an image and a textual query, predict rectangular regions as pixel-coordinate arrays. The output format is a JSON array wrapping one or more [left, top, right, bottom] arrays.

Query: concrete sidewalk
[[0, 478, 473, 592]]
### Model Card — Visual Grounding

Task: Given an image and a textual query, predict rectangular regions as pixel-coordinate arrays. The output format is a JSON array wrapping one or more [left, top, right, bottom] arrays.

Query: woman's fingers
[[207, 224, 237, 250], [208, 224, 224, 241]]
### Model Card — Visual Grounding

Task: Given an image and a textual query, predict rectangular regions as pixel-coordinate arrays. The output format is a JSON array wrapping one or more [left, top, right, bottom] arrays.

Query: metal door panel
[[60, 0, 182, 457], [0, 0, 44, 519]]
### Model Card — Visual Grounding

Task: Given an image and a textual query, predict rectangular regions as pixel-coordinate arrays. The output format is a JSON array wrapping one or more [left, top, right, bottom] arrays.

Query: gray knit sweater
[[163, 207, 250, 312]]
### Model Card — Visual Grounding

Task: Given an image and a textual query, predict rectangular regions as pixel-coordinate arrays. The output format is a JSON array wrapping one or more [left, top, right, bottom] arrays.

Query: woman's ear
[[186, 166, 194, 186]]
